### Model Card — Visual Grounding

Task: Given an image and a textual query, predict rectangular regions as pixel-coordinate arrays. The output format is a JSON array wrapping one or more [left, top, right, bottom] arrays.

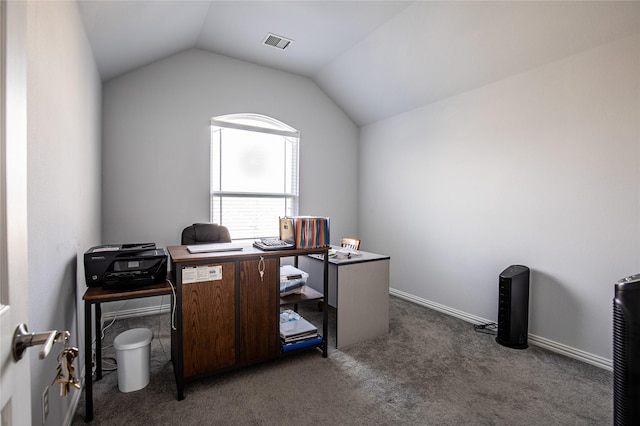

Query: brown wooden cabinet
[[168, 244, 328, 400], [239, 257, 279, 363], [181, 261, 236, 377]]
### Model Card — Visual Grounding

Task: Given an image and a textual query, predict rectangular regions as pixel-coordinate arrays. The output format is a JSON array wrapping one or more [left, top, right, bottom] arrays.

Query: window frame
[[210, 114, 300, 240]]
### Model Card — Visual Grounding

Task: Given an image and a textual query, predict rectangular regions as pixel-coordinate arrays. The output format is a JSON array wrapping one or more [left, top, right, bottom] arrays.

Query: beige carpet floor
[[72, 295, 612, 425]]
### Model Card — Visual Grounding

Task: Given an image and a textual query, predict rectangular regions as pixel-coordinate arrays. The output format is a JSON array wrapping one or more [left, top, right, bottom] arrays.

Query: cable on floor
[[474, 322, 497, 335]]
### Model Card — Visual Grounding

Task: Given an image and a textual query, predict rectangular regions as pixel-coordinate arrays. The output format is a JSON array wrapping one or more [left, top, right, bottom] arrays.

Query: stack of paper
[[280, 315, 317, 342], [329, 248, 363, 260], [280, 310, 322, 351]]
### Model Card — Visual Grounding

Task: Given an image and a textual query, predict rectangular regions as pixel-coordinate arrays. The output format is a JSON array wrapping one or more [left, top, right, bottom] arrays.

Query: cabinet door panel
[[240, 258, 278, 362], [182, 262, 235, 377]]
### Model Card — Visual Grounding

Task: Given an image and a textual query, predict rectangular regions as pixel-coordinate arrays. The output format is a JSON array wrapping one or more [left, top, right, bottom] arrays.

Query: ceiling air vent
[[262, 33, 293, 50]]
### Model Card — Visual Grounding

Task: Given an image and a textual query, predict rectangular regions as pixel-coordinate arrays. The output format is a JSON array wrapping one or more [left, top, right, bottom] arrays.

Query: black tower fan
[[496, 265, 530, 349], [613, 273, 640, 425]]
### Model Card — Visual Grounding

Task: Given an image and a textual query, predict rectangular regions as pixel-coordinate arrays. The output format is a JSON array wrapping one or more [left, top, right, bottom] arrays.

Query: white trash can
[[113, 328, 153, 393]]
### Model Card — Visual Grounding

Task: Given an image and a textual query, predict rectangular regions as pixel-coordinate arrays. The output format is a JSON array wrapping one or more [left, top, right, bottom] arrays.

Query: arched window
[[210, 114, 299, 239]]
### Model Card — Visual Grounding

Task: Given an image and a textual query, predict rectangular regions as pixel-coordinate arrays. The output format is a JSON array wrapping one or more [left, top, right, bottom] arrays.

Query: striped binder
[[293, 216, 330, 248]]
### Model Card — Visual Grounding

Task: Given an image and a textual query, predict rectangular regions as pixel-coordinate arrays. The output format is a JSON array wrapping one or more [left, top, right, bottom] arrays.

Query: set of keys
[[258, 256, 265, 282], [52, 345, 80, 397]]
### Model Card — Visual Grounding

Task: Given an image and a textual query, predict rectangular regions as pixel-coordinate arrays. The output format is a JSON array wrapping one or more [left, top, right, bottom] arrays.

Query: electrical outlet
[[42, 386, 49, 424]]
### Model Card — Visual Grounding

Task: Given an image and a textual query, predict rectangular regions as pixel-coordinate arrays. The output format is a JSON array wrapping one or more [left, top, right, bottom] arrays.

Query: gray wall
[[101, 48, 359, 312], [359, 35, 640, 364], [102, 48, 358, 249], [26, 1, 102, 424], [99, 8, 637, 370]]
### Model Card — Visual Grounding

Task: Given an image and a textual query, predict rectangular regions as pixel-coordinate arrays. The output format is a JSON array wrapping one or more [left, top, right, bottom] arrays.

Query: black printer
[[84, 243, 167, 289]]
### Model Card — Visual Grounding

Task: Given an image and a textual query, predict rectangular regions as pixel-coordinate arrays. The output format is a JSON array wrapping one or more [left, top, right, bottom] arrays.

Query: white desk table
[[298, 248, 390, 349]]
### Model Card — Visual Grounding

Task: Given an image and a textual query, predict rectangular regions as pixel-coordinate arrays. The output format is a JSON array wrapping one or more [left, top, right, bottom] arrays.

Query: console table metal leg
[[177, 385, 184, 401], [84, 300, 93, 422], [94, 303, 102, 380], [322, 253, 328, 358], [175, 359, 184, 400]]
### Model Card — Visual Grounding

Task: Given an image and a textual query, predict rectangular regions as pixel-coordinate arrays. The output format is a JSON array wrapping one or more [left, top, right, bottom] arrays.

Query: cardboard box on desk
[[292, 216, 330, 248]]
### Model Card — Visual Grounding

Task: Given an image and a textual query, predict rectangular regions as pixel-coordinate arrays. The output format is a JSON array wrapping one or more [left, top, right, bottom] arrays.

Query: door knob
[[12, 323, 70, 361]]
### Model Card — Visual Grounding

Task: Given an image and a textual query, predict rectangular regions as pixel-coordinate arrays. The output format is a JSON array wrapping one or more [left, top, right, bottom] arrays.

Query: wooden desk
[[299, 249, 390, 349], [167, 244, 328, 400], [82, 282, 173, 422]]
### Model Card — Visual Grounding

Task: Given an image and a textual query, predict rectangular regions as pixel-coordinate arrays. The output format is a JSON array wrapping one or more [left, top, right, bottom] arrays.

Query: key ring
[[258, 256, 265, 281]]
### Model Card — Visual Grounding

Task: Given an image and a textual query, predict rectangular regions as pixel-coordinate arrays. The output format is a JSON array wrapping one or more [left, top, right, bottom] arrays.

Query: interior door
[[0, 1, 31, 424]]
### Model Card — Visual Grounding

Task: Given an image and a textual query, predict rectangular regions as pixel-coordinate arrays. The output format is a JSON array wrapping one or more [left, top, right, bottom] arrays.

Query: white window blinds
[[210, 114, 299, 239]]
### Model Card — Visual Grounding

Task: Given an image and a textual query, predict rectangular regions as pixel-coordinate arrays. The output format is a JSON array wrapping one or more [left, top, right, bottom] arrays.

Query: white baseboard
[[102, 303, 172, 324], [99, 291, 613, 372], [389, 287, 613, 372]]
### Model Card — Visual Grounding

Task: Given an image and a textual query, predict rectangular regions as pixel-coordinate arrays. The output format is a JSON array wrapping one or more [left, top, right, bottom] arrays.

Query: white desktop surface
[[300, 247, 390, 349], [308, 247, 389, 265]]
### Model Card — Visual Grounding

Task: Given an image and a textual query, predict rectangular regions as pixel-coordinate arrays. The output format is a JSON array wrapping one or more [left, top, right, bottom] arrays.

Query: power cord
[[100, 357, 118, 372], [100, 300, 128, 342], [91, 300, 128, 373], [167, 277, 177, 331], [474, 322, 497, 335]]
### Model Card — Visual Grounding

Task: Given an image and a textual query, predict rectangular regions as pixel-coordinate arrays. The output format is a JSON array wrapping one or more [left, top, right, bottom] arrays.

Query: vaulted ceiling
[[78, 1, 640, 126]]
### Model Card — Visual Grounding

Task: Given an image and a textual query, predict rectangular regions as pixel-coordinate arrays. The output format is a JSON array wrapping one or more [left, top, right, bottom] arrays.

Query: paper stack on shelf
[[280, 309, 322, 351], [280, 265, 308, 296]]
